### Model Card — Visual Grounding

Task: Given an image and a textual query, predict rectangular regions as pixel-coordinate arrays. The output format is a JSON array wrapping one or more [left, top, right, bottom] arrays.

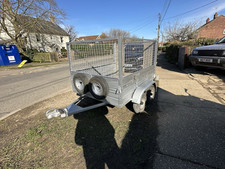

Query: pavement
[[184, 67, 225, 104], [153, 54, 225, 169], [0, 62, 71, 120]]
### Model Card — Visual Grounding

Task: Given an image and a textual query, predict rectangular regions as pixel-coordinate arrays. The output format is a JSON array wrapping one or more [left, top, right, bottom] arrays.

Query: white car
[[190, 37, 225, 69]]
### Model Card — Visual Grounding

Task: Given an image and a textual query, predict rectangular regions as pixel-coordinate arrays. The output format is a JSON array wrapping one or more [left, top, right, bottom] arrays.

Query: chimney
[[214, 12, 218, 19], [50, 15, 55, 24], [206, 18, 210, 24]]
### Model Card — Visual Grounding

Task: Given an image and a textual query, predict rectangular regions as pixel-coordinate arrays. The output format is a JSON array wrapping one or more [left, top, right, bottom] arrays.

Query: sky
[[55, 0, 225, 40]]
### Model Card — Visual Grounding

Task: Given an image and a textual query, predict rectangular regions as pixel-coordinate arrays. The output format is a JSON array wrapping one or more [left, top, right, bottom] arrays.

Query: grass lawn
[[0, 59, 68, 70], [0, 91, 159, 169]]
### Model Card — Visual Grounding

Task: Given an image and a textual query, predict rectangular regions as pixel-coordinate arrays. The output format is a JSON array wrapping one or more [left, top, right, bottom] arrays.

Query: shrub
[[165, 43, 181, 64], [33, 53, 51, 62], [61, 47, 67, 53], [195, 38, 217, 46], [24, 49, 39, 59], [158, 47, 166, 52], [51, 52, 59, 62]]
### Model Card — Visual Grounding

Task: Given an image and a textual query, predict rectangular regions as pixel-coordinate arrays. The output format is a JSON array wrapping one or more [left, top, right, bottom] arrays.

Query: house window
[[60, 37, 63, 43], [223, 29, 225, 35], [36, 34, 41, 42]]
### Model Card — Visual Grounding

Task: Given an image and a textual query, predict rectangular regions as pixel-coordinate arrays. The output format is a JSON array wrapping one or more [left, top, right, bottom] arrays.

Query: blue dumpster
[[0, 45, 21, 66]]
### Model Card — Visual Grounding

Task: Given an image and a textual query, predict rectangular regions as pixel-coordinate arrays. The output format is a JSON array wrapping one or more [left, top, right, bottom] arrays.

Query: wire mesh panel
[[69, 39, 119, 78], [122, 39, 157, 76]]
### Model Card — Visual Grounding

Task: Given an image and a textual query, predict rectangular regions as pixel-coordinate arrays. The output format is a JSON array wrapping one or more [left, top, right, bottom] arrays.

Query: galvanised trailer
[[46, 37, 158, 119]]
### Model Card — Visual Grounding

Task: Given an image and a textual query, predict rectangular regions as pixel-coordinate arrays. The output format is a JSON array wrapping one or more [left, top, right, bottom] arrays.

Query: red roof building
[[75, 33, 107, 41], [197, 13, 225, 39]]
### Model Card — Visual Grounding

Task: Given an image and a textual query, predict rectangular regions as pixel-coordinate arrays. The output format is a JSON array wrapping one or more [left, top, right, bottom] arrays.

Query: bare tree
[[64, 25, 77, 42], [0, 0, 65, 52], [106, 29, 131, 38], [164, 21, 198, 42]]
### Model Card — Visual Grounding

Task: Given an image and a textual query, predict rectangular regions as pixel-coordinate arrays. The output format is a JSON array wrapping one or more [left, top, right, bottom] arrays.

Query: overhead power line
[[130, 20, 157, 33], [128, 15, 157, 33], [129, 0, 218, 34], [164, 0, 218, 21], [161, 0, 172, 24], [161, 0, 169, 17]]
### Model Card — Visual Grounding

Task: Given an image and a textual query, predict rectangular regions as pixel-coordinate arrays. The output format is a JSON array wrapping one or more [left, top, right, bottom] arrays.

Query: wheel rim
[[139, 97, 146, 110], [150, 87, 155, 99], [75, 78, 84, 91], [91, 82, 103, 96], [133, 93, 146, 113]]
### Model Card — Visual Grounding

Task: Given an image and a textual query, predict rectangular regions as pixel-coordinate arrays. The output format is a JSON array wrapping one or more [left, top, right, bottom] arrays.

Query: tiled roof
[[197, 14, 225, 30], [76, 35, 99, 41], [16, 15, 69, 36], [75, 33, 108, 41]]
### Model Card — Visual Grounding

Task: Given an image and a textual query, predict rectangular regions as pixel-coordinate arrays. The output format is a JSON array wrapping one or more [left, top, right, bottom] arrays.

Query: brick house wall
[[197, 13, 225, 39]]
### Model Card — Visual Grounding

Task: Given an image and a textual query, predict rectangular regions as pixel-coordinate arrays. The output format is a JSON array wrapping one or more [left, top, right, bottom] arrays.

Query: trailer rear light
[[89, 77, 109, 99], [73, 73, 89, 95]]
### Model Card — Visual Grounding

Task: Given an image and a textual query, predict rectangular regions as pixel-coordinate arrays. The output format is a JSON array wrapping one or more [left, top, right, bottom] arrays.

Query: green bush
[[33, 53, 51, 62], [33, 52, 60, 62], [24, 49, 39, 59], [195, 38, 217, 46], [182, 40, 196, 47], [158, 47, 166, 52], [165, 43, 181, 64], [61, 47, 67, 52], [51, 52, 59, 62]]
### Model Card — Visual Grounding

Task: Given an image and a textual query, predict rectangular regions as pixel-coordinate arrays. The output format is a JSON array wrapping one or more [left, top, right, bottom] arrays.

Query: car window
[[217, 36, 225, 44]]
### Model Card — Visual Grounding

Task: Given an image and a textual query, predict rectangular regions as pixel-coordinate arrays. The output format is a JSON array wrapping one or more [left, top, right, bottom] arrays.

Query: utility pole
[[157, 13, 161, 45]]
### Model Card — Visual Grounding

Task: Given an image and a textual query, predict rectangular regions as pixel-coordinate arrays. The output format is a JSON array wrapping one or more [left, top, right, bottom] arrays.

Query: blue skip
[[0, 45, 21, 66]]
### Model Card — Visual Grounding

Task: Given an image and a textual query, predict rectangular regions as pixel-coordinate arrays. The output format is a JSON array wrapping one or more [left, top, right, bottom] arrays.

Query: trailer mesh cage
[[68, 38, 157, 78]]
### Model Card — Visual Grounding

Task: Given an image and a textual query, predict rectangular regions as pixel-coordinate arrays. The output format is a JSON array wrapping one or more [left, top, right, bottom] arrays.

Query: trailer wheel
[[89, 76, 109, 99], [133, 93, 147, 113], [147, 85, 156, 102], [73, 73, 89, 95]]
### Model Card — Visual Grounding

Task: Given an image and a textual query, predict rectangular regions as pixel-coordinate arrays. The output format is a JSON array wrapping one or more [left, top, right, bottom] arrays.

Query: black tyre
[[73, 73, 89, 94], [89, 76, 109, 99], [133, 92, 147, 113]]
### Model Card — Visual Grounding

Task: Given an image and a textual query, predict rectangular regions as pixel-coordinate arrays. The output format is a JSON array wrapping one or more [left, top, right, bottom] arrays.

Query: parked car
[[189, 36, 225, 69], [124, 43, 144, 72]]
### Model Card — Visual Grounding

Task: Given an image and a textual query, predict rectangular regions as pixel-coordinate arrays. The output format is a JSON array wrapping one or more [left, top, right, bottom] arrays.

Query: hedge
[[33, 52, 59, 62]]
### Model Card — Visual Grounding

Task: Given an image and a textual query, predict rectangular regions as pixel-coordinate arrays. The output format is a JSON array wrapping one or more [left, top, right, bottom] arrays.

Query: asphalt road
[[0, 63, 71, 119]]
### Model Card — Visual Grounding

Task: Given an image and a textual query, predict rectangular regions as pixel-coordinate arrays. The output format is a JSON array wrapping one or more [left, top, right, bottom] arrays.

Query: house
[[158, 42, 165, 47], [0, 15, 69, 52], [197, 13, 225, 39], [75, 33, 107, 41]]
